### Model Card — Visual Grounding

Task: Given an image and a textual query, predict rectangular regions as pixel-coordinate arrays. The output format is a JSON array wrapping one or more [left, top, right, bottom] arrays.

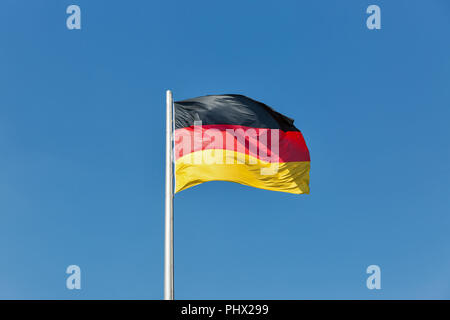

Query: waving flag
[[173, 94, 310, 194]]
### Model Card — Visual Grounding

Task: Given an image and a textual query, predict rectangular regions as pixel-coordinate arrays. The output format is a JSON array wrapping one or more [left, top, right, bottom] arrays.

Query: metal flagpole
[[164, 90, 174, 300]]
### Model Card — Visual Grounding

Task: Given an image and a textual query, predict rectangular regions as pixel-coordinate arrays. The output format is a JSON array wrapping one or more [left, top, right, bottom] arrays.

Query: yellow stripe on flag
[[175, 150, 310, 194]]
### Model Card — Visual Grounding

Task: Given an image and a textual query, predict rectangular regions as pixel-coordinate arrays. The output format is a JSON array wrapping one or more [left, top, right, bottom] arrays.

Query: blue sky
[[1, 0, 449, 299]]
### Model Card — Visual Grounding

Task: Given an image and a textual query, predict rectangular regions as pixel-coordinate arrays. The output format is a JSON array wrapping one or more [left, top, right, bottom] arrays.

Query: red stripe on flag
[[174, 124, 310, 163]]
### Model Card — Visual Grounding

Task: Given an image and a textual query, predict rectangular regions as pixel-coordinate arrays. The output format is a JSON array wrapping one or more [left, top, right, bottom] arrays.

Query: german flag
[[174, 94, 310, 194]]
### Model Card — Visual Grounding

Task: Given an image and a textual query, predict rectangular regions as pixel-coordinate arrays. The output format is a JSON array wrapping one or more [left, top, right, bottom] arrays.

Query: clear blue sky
[[1, 0, 449, 299]]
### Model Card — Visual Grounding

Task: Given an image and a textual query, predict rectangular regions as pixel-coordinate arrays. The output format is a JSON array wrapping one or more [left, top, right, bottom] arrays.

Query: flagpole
[[164, 89, 174, 300]]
